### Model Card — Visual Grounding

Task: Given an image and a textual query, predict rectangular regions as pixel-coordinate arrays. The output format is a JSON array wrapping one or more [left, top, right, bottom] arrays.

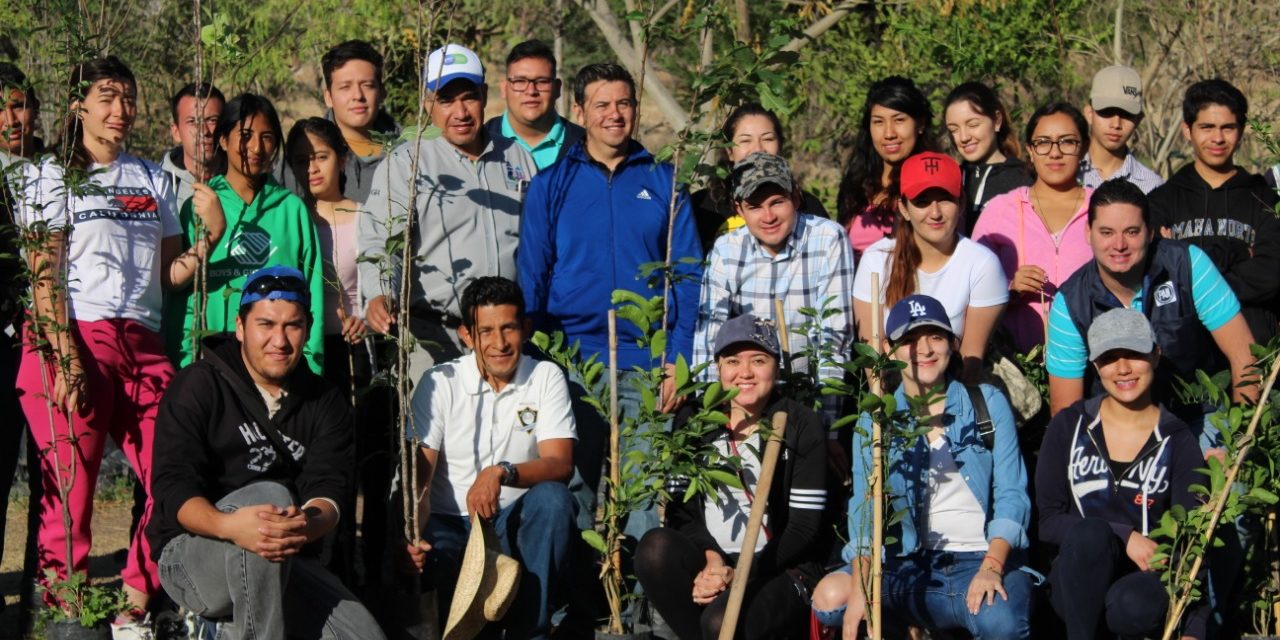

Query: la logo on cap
[[909, 300, 927, 317]]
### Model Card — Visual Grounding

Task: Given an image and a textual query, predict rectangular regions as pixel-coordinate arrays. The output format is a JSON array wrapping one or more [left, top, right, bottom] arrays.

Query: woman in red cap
[[852, 151, 1008, 381]]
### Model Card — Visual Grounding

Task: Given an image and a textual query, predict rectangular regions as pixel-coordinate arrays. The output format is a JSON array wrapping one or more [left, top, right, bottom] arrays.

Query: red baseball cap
[[899, 151, 962, 200]]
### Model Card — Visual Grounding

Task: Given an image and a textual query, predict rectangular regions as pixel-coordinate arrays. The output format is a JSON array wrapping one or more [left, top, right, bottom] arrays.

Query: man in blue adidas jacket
[[518, 62, 703, 539]]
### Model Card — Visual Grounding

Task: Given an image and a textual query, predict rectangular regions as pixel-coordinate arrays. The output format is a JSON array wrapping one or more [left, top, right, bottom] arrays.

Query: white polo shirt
[[411, 354, 577, 516]]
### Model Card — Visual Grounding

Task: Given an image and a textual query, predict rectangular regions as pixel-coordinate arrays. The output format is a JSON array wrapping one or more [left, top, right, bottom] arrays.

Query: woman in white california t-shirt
[[18, 56, 223, 624], [853, 151, 1007, 382]]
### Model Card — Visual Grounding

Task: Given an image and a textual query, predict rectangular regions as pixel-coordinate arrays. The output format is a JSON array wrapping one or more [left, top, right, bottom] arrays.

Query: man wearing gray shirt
[[359, 43, 536, 382]]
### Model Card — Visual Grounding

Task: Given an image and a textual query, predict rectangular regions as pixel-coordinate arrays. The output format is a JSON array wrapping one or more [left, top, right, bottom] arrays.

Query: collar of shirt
[[457, 352, 536, 396], [745, 212, 808, 261], [1082, 151, 1137, 180], [500, 112, 566, 152]]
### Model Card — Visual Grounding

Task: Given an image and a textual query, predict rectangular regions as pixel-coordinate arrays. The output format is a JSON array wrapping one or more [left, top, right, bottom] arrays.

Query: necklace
[[1030, 184, 1083, 236]]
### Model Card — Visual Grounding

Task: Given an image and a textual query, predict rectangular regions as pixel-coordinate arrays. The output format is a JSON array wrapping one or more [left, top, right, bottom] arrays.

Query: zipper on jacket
[[1084, 424, 1164, 496]]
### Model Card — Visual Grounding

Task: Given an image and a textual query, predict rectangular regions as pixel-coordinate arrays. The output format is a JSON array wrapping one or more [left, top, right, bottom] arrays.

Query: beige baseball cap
[[1090, 65, 1143, 115]]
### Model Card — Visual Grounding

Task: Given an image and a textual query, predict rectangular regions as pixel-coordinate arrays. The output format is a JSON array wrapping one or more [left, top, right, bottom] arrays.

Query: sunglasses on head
[[240, 274, 309, 307]]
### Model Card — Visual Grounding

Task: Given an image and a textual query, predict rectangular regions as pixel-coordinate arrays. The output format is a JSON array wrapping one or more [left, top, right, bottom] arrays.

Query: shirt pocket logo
[[516, 405, 538, 433]]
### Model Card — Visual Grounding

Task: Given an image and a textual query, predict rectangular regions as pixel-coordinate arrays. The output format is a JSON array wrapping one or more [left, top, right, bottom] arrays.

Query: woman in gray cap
[[633, 313, 828, 640], [812, 294, 1034, 639], [1035, 307, 1207, 640]]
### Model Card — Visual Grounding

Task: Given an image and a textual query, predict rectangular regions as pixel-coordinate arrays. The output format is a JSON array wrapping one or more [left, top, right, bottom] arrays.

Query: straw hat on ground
[[442, 513, 522, 640]]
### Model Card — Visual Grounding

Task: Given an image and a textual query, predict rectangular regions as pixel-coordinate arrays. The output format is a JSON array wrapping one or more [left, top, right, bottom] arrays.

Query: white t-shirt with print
[[703, 432, 769, 554], [853, 236, 1008, 338], [21, 154, 180, 331], [413, 354, 577, 516]]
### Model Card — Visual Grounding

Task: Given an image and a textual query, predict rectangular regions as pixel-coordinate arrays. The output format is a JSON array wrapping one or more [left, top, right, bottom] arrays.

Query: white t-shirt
[[413, 355, 577, 516], [853, 236, 1008, 338], [703, 433, 768, 554], [923, 436, 989, 552], [21, 154, 180, 331]]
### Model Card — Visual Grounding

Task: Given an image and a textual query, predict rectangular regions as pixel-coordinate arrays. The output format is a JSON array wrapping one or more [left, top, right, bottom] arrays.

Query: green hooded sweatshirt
[[164, 175, 325, 373]]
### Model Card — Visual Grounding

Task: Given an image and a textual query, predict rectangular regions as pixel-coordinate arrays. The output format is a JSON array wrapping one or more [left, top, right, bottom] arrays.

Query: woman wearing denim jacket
[[812, 294, 1034, 639]]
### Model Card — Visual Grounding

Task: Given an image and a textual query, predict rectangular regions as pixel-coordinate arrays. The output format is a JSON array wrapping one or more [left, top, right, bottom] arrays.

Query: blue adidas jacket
[[519, 140, 703, 368]]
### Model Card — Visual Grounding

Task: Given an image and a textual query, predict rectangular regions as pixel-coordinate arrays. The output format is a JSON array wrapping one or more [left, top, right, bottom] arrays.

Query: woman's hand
[[191, 183, 227, 253], [52, 350, 87, 415], [692, 560, 733, 605], [965, 566, 1008, 615], [842, 584, 868, 640], [1126, 531, 1159, 571], [1009, 265, 1047, 295], [341, 314, 367, 344]]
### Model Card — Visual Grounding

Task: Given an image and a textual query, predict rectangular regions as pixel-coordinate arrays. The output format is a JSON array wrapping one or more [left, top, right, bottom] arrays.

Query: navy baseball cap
[[885, 294, 954, 343], [713, 314, 781, 359], [240, 265, 310, 309]]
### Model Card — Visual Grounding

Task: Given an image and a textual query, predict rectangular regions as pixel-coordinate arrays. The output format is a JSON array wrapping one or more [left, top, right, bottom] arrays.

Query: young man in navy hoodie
[[1149, 79, 1280, 344]]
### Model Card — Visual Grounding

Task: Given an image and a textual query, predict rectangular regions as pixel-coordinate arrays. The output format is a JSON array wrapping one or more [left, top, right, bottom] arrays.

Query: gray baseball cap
[[1087, 308, 1156, 361], [713, 314, 781, 359], [731, 152, 794, 202], [1090, 64, 1143, 115]]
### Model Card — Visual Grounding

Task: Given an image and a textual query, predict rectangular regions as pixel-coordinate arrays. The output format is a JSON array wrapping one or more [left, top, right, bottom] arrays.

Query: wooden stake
[[717, 411, 789, 640], [606, 309, 623, 634], [868, 272, 884, 640], [773, 298, 790, 369]]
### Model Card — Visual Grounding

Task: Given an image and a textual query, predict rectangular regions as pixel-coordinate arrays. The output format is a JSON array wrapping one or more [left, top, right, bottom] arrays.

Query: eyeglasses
[[1029, 137, 1082, 156], [506, 77, 554, 92]]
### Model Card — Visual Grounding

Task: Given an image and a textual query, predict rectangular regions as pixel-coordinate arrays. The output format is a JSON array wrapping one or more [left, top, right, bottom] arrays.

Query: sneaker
[[111, 613, 156, 640]]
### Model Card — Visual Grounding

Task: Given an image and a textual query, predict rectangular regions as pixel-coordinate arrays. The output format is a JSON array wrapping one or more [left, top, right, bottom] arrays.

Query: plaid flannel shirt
[[694, 213, 855, 427]]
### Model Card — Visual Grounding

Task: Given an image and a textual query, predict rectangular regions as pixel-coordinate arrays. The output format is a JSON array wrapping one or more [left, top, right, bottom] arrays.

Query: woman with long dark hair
[[942, 82, 1032, 235], [836, 76, 935, 259], [853, 152, 1007, 382], [812, 295, 1033, 639], [690, 102, 827, 253], [971, 103, 1093, 353], [16, 56, 214, 629], [164, 93, 326, 374]]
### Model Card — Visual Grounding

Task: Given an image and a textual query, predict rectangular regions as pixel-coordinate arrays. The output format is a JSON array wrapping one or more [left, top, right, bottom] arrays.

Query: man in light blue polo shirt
[[1045, 180, 1256, 451], [485, 40, 584, 170]]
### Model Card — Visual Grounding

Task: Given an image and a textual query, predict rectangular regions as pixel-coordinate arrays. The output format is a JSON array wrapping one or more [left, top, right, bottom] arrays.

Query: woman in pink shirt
[[972, 103, 1094, 353], [837, 76, 936, 260]]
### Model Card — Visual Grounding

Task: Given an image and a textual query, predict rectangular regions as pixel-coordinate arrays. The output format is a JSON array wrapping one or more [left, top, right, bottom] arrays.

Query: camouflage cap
[[731, 152, 794, 201]]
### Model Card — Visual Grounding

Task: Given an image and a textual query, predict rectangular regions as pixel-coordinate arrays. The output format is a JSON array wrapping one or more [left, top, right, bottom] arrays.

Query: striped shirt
[[694, 214, 855, 425], [1079, 152, 1165, 194], [1045, 244, 1239, 378]]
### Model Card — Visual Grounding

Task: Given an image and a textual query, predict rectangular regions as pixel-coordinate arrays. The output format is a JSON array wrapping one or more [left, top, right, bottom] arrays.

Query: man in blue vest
[[1046, 178, 1257, 449]]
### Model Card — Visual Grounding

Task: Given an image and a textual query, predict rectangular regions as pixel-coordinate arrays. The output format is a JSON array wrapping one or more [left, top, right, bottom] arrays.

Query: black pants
[[322, 335, 395, 590], [1049, 517, 1167, 639], [634, 528, 809, 640]]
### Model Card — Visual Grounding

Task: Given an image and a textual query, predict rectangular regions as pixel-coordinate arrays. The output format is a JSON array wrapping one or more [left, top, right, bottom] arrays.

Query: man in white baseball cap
[[1079, 64, 1164, 193], [359, 44, 538, 384]]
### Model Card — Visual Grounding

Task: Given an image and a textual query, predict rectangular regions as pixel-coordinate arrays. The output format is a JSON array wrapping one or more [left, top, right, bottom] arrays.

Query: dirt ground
[[0, 493, 134, 638]]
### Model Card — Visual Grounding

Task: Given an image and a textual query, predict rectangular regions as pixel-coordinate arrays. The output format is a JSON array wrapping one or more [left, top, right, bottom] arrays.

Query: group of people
[[0, 32, 1276, 640]]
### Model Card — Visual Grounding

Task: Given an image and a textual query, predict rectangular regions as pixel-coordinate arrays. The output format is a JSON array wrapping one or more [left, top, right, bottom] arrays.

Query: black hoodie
[[1149, 164, 1280, 343], [961, 156, 1033, 236], [147, 336, 354, 560]]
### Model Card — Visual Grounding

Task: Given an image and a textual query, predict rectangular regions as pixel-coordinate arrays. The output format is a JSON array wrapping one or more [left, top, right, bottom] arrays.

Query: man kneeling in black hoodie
[[147, 265, 384, 640]]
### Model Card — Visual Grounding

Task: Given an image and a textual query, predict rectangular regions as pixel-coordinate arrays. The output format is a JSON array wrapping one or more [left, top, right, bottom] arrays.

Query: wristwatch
[[498, 461, 519, 487]]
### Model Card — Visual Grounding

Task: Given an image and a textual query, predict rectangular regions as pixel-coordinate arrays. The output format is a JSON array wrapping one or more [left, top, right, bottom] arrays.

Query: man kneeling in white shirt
[[403, 276, 576, 640]]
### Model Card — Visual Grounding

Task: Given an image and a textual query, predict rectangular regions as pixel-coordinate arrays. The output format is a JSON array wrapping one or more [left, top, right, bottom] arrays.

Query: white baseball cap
[[424, 44, 484, 92], [1090, 65, 1143, 115]]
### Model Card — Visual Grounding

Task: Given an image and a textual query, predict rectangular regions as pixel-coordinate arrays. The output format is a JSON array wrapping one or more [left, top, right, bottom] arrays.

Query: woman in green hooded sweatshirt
[[164, 93, 325, 373]]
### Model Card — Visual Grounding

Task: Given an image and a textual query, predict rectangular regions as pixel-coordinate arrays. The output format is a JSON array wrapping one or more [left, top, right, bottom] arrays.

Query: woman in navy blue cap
[[634, 313, 829, 640], [812, 294, 1034, 639]]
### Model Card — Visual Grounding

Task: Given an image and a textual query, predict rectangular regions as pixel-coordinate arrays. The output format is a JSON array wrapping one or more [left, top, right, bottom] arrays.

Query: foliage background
[[4, 0, 1279, 213]]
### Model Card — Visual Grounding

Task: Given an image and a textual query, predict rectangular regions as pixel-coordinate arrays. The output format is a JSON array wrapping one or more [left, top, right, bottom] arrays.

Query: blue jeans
[[157, 482, 383, 640], [814, 550, 1034, 639], [423, 482, 574, 640]]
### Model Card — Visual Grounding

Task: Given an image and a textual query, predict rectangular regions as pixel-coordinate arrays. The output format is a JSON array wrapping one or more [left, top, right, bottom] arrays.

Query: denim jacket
[[843, 379, 1030, 561]]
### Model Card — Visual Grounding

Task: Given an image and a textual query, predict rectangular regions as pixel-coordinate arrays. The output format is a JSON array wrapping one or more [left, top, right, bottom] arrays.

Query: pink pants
[[17, 318, 174, 596]]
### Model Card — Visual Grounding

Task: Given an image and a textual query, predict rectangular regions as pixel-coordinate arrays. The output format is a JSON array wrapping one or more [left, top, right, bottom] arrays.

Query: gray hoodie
[[159, 146, 197, 211]]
